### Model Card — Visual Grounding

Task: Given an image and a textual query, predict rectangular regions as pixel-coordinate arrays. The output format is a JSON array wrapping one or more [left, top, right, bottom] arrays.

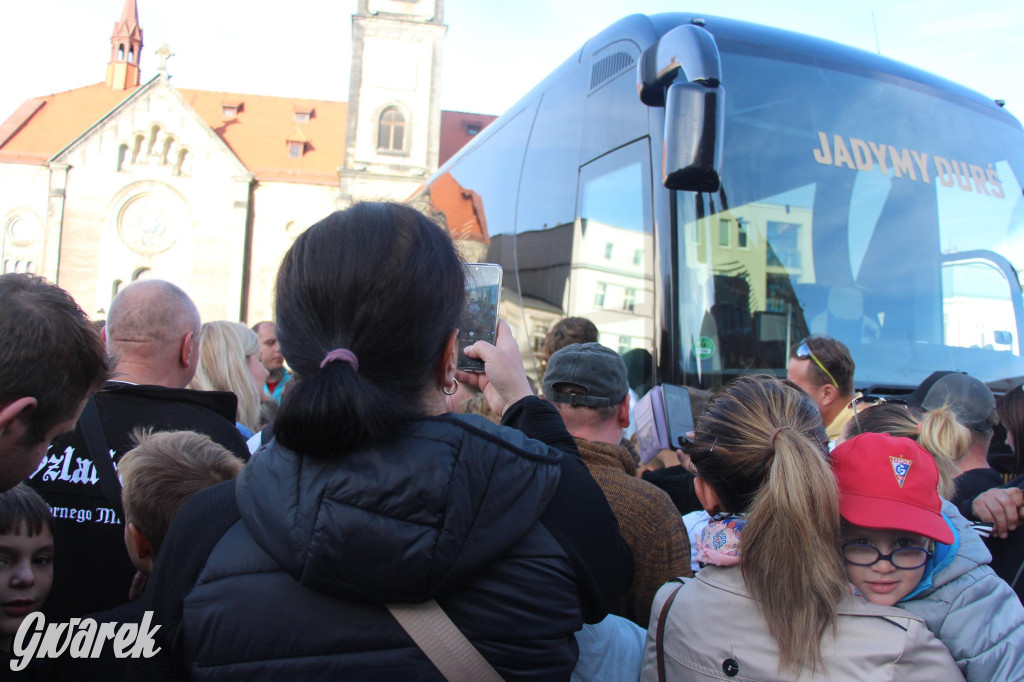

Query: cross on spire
[[156, 43, 175, 77]]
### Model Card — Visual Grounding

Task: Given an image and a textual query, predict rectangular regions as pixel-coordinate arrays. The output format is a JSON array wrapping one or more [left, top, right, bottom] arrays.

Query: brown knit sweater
[[575, 438, 692, 627]]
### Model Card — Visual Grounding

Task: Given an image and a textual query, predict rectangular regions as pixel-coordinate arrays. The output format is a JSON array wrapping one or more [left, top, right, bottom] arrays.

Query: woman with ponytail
[[643, 375, 960, 681], [147, 202, 633, 680]]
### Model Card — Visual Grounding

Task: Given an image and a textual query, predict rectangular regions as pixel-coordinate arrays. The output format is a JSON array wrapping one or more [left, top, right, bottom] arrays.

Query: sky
[[1, 0, 1023, 123]]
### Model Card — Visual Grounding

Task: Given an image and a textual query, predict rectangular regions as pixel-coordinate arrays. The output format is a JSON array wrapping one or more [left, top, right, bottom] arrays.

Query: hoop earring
[[442, 378, 459, 396]]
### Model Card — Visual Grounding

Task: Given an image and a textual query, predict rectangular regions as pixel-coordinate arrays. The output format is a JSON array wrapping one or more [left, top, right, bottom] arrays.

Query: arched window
[[173, 148, 190, 177], [112, 279, 123, 300], [148, 125, 161, 156], [117, 144, 129, 172], [161, 137, 175, 165], [118, 44, 125, 60], [377, 107, 406, 153], [132, 267, 152, 282], [132, 134, 145, 164], [128, 47, 135, 63], [24, 261, 33, 274]]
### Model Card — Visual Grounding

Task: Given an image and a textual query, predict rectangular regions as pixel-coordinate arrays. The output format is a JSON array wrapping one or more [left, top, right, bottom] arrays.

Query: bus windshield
[[677, 43, 1024, 391]]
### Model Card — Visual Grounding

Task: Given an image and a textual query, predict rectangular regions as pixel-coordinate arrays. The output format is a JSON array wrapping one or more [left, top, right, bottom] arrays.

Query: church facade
[[0, 0, 494, 323]]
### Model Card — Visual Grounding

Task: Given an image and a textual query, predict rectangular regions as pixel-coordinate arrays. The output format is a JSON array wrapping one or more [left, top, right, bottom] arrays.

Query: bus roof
[[647, 12, 1015, 122], [424, 12, 1020, 185]]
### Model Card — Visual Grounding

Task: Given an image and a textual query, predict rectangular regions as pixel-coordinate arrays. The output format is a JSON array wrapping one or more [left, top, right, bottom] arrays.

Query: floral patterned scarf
[[695, 515, 747, 567]]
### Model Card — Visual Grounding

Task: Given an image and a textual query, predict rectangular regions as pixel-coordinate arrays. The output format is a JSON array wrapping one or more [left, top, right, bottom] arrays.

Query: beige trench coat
[[642, 565, 963, 681]]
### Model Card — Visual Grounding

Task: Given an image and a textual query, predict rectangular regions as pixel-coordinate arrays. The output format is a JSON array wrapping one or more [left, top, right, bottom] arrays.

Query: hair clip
[[708, 436, 719, 454]]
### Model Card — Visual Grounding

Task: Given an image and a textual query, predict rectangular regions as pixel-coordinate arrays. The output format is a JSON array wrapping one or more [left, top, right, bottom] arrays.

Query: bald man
[[26, 280, 250, 621]]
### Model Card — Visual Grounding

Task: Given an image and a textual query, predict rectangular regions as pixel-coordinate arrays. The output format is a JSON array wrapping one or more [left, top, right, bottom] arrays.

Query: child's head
[[831, 432, 953, 606], [119, 430, 244, 574], [0, 484, 54, 647]]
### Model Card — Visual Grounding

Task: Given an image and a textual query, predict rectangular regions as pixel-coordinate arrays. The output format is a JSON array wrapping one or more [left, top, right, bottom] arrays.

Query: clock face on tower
[[117, 190, 187, 255]]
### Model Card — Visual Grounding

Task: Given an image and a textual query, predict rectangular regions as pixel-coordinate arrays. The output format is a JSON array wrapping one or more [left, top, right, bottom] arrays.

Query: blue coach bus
[[413, 13, 1024, 396]]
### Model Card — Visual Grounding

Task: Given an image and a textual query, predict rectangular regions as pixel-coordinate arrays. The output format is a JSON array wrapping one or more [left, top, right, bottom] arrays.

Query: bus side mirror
[[638, 23, 725, 193], [664, 81, 724, 193]]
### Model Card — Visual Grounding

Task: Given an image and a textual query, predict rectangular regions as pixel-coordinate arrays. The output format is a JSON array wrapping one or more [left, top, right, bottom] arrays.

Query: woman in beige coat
[[642, 376, 962, 681]]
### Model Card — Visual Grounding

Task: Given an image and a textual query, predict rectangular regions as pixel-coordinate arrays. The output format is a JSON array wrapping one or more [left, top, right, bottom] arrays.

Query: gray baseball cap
[[543, 342, 628, 407], [921, 372, 996, 432]]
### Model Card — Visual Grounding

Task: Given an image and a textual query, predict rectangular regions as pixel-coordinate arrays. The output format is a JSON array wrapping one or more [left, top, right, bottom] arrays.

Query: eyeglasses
[[795, 340, 838, 388], [842, 542, 932, 570], [849, 395, 911, 435]]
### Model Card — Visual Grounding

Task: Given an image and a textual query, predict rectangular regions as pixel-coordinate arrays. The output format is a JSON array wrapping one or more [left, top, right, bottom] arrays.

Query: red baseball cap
[[831, 432, 953, 545]]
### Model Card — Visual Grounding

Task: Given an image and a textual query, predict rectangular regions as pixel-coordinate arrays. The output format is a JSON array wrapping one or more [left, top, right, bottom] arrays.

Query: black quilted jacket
[[177, 398, 633, 681]]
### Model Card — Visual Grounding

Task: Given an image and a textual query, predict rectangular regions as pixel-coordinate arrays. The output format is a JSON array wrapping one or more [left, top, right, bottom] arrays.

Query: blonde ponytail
[[691, 375, 846, 673], [919, 405, 969, 500]]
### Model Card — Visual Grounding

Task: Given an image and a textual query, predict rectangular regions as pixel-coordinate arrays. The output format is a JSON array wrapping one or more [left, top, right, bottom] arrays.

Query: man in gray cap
[[921, 371, 1001, 505], [543, 342, 690, 627]]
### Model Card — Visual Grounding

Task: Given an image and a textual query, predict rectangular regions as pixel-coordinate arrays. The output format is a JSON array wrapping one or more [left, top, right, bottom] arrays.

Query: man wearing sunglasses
[[787, 335, 859, 442]]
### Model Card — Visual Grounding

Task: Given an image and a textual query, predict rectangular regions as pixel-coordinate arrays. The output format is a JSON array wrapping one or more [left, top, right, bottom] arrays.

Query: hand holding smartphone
[[457, 263, 502, 372]]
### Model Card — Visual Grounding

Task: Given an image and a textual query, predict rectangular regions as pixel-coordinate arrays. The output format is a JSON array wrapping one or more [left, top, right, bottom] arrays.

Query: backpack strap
[[126, 479, 241, 681], [656, 578, 688, 682], [387, 600, 504, 681], [77, 397, 125, 521]]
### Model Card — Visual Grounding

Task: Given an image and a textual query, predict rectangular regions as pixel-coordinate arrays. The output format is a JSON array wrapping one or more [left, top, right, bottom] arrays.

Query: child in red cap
[[832, 432, 1024, 680], [832, 432, 952, 605]]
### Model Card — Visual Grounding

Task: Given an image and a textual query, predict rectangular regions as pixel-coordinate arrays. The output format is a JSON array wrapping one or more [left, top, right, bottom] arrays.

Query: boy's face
[[842, 524, 929, 607], [0, 522, 54, 639]]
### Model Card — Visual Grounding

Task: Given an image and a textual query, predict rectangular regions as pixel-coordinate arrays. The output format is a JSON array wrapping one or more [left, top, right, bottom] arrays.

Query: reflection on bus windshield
[[678, 48, 1024, 388]]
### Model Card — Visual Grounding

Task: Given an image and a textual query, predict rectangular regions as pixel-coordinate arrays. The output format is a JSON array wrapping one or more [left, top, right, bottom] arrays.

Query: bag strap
[[656, 579, 688, 682], [77, 397, 125, 521], [387, 600, 503, 682]]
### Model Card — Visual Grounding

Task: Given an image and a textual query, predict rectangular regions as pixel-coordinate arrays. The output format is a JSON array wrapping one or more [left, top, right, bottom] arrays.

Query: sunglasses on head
[[795, 340, 838, 389], [849, 395, 911, 435], [848, 395, 910, 411]]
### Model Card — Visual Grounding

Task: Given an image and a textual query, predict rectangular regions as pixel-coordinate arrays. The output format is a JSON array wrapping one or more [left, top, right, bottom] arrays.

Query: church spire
[[105, 0, 144, 90]]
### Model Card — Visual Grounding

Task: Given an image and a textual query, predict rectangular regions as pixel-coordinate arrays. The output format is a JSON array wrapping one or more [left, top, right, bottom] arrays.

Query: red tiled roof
[[0, 82, 491, 186], [177, 88, 346, 185], [429, 171, 489, 244], [0, 83, 140, 164], [439, 110, 496, 166]]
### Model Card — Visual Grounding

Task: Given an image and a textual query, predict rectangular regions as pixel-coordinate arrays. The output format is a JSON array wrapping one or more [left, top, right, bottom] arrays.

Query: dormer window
[[286, 128, 309, 158], [221, 101, 243, 119], [466, 123, 482, 136], [294, 106, 315, 123]]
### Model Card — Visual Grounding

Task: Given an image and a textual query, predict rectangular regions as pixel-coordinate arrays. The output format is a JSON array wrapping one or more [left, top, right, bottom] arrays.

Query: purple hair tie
[[320, 348, 359, 371], [769, 425, 791, 450]]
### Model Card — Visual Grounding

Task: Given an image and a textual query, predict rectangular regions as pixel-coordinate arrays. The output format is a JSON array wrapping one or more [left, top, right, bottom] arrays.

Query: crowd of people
[[1, 200, 1023, 680]]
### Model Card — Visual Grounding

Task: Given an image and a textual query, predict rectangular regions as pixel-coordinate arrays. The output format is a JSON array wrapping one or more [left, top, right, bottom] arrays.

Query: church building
[[0, 0, 494, 323]]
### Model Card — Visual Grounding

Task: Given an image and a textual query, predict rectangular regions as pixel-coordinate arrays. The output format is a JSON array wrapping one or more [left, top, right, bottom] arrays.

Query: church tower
[[340, 0, 446, 202], [105, 0, 143, 90]]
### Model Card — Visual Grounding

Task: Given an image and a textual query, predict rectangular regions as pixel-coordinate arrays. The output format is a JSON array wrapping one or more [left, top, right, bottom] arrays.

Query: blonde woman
[[190, 321, 265, 436], [643, 375, 959, 681]]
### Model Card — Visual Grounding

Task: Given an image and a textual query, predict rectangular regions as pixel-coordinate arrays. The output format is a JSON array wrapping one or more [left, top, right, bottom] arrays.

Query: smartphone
[[634, 384, 695, 464], [457, 263, 502, 372], [634, 387, 669, 465], [662, 383, 695, 451]]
